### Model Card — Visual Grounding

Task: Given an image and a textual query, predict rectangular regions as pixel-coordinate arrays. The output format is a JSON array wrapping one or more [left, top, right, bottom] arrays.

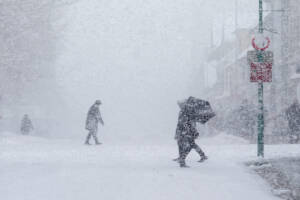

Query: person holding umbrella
[[175, 97, 215, 168]]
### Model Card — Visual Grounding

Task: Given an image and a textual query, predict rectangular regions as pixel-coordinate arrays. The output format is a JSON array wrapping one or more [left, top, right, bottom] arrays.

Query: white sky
[[55, 0, 259, 142]]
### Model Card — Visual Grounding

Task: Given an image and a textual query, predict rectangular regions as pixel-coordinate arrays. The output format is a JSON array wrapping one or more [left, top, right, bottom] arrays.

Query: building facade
[[205, 0, 300, 143]]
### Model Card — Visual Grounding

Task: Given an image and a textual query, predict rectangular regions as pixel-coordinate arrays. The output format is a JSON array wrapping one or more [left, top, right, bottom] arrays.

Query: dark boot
[[94, 137, 101, 145], [180, 162, 190, 168], [198, 155, 208, 162], [179, 156, 190, 168]]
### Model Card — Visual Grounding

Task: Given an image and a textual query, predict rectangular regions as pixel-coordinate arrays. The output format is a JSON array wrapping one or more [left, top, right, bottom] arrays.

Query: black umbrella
[[179, 96, 216, 124]]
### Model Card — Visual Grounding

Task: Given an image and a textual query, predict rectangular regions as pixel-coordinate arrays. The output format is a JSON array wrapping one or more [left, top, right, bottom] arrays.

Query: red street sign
[[250, 62, 272, 82], [252, 36, 271, 51]]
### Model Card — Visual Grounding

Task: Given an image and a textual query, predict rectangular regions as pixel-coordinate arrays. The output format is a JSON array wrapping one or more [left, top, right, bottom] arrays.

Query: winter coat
[[286, 102, 300, 132], [85, 104, 103, 131], [21, 117, 34, 133], [175, 111, 199, 140]]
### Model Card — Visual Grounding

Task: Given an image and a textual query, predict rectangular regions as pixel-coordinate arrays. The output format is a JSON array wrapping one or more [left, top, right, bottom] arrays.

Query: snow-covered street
[[2, 0, 300, 199], [1, 134, 299, 200]]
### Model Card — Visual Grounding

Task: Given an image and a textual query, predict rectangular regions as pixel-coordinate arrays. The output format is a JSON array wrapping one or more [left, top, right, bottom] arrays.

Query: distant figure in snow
[[286, 100, 300, 144], [20, 114, 34, 135], [85, 100, 104, 145], [174, 101, 207, 168]]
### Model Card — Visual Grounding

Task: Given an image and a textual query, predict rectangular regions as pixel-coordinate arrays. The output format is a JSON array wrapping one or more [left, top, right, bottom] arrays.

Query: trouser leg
[[190, 140, 206, 158], [177, 140, 183, 158], [85, 131, 92, 144], [178, 138, 192, 166], [91, 130, 100, 144]]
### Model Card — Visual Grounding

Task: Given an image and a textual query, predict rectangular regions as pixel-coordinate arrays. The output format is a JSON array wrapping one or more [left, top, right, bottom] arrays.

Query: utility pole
[[257, 0, 264, 157], [248, 0, 273, 158]]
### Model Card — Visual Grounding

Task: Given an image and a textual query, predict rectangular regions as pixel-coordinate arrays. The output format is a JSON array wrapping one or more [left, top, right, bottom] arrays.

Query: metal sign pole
[[258, 78, 264, 157], [257, 0, 264, 157]]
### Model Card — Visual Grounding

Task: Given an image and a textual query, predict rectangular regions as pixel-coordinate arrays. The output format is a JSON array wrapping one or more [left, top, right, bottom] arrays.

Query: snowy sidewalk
[[1, 135, 298, 200]]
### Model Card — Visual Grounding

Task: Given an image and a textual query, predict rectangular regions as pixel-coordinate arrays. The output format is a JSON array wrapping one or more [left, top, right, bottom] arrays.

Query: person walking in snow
[[286, 100, 300, 143], [85, 100, 104, 145], [20, 114, 34, 135], [174, 106, 207, 168]]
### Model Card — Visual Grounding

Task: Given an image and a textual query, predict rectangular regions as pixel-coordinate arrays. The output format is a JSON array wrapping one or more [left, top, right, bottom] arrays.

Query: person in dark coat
[[175, 107, 207, 168], [286, 100, 300, 143], [85, 100, 104, 145], [20, 114, 34, 135]]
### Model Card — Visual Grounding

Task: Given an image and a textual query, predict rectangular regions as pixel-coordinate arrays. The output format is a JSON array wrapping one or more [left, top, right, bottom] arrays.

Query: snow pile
[[248, 158, 300, 200]]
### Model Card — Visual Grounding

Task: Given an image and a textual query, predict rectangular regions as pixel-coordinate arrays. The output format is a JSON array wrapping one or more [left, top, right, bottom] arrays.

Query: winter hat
[[95, 100, 102, 105]]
